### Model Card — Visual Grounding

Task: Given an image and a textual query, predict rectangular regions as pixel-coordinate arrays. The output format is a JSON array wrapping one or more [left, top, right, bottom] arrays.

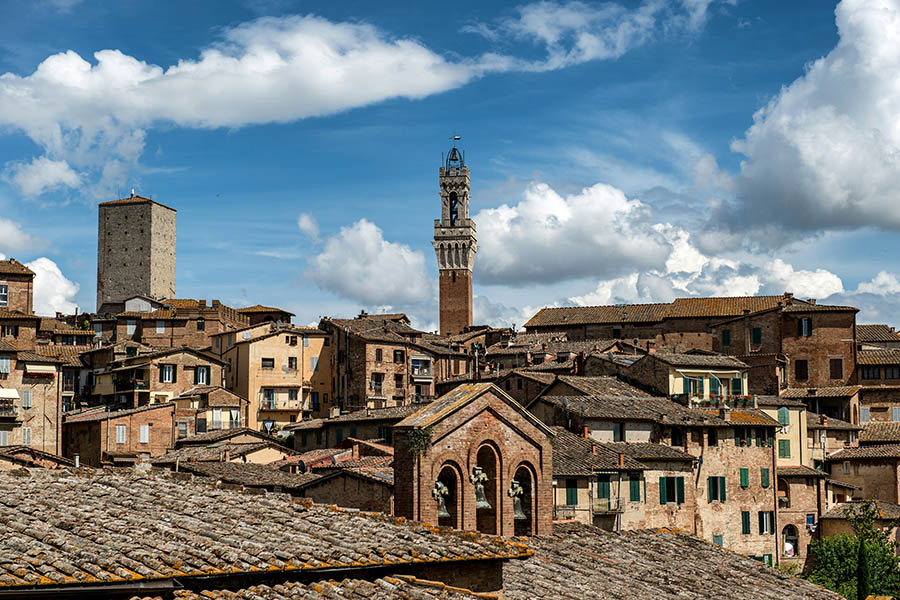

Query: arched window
[[436, 463, 462, 529], [475, 444, 500, 535], [782, 524, 799, 557], [449, 192, 458, 224], [513, 463, 536, 536]]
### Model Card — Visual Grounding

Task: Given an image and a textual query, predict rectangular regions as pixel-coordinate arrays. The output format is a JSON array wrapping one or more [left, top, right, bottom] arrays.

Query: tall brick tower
[[97, 192, 176, 313], [433, 139, 477, 336]]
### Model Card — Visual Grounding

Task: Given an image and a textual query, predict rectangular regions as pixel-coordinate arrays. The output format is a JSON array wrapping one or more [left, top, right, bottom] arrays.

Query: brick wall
[[829, 460, 900, 504], [64, 404, 175, 466], [0, 272, 33, 315], [0, 356, 61, 454], [302, 474, 393, 513], [776, 477, 823, 565], [782, 311, 856, 388], [439, 269, 472, 337], [0, 318, 37, 350]]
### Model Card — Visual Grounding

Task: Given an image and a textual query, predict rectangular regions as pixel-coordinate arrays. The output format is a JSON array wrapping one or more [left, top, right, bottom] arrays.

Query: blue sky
[[3, 0, 900, 330]]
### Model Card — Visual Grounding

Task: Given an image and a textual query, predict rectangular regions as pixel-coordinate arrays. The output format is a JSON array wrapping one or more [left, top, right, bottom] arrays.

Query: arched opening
[[777, 478, 790, 509], [449, 191, 458, 224], [475, 444, 500, 535], [436, 463, 462, 529], [513, 464, 535, 536], [782, 524, 799, 557]]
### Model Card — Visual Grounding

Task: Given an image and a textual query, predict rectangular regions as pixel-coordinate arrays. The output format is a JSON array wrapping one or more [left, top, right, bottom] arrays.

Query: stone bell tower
[[433, 139, 477, 337]]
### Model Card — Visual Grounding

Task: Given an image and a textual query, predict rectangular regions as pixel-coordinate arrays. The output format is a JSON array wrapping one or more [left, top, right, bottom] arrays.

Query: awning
[[25, 364, 56, 375], [0, 389, 19, 400]]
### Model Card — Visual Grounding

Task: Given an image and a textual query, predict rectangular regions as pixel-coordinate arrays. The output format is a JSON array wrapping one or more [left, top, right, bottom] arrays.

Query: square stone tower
[[432, 141, 477, 336], [96, 194, 176, 313]]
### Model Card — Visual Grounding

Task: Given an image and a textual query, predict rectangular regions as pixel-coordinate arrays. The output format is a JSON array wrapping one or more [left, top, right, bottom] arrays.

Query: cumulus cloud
[[297, 213, 319, 240], [4, 156, 81, 197], [24, 257, 80, 316], [475, 182, 669, 285], [472, 295, 534, 330], [855, 271, 900, 296], [724, 0, 900, 234], [761, 259, 844, 299], [0, 219, 42, 253], [306, 219, 432, 305]]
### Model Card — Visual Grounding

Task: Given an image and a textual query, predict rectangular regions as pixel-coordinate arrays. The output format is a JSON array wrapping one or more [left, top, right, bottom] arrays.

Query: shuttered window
[[596, 475, 610, 499], [0, 357, 9, 374], [731, 378, 742, 395], [565, 479, 578, 506], [21, 390, 32, 409], [893, 407, 900, 423], [629, 476, 641, 502], [751, 327, 762, 345], [116, 425, 126, 444], [139, 424, 149, 444], [794, 360, 808, 381], [708, 476, 726, 502], [861, 407, 871, 423], [710, 377, 719, 396], [777, 406, 790, 425], [21, 427, 31, 445], [722, 329, 731, 347], [742, 511, 751, 535], [740, 468, 749, 488], [829, 358, 843, 380], [759, 511, 775, 534], [760, 468, 770, 488], [778, 439, 791, 458]]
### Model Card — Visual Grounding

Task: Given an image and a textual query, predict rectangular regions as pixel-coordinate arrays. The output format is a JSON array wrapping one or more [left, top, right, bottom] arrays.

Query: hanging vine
[[408, 426, 434, 457]]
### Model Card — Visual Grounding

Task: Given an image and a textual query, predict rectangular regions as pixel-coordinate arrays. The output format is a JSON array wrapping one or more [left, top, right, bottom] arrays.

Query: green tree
[[807, 500, 900, 600]]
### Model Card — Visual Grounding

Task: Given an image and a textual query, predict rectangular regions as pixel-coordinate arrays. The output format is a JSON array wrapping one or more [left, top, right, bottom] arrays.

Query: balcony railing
[[0, 405, 19, 419], [554, 498, 622, 519]]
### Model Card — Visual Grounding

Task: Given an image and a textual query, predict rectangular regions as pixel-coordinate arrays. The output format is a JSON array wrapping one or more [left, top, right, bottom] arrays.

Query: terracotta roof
[[525, 358, 575, 372], [781, 303, 857, 313], [0, 340, 15, 352], [0, 259, 34, 276], [603, 442, 695, 462], [176, 426, 276, 446], [860, 421, 900, 443], [806, 412, 860, 430], [781, 386, 860, 399], [550, 427, 644, 476], [536, 395, 731, 427], [555, 375, 650, 398], [14, 351, 60, 363], [858, 324, 900, 343], [153, 441, 291, 464], [828, 444, 900, 460], [117, 309, 179, 320], [38, 318, 88, 335], [34, 346, 87, 367], [708, 409, 780, 426], [643, 352, 748, 369], [173, 386, 248, 407], [755, 396, 807, 408], [64, 402, 174, 424], [176, 461, 321, 491], [0, 469, 529, 590], [504, 522, 843, 600], [0, 309, 39, 321], [667, 296, 789, 318], [822, 500, 900, 521], [237, 304, 295, 315], [524, 304, 668, 328], [171, 576, 483, 600], [777, 465, 827, 478], [99, 194, 175, 210], [858, 349, 900, 365], [506, 369, 556, 385]]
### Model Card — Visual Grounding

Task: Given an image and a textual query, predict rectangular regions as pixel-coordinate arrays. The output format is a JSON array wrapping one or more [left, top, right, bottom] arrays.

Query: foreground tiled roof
[[504, 522, 842, 600], [646, 352, 748, 368], [828, 444, 900, 460], [555, 375, 649, 397], [550, 427, 645, 476], [0, 469, 530, 590], [822, 500, 900, 521], [0, 258, 34, 276], [860, 421, 900, 443], [524, 304, 669, 328], [781, 386, 860, 399], [807, 412, 860, 430], [172, 576, 484, 600], [858, 324, 900, 343], [176, 461, 321, 491], [858, 349, 900, 365]]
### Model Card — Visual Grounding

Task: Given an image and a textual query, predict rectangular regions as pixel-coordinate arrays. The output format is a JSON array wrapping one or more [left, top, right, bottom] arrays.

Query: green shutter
[[758, 511, 765, 534], [710, 377, 719, 396], [193, 367, 199, 385], [769, 511, 776, 533], [754, 428, 761, 447], [159, 365, 164, 383], [630, 477, 641, 502], [566, 479, 578, 506], [676, 477, 685, 505], [172, 365, 177, 384], [742, 511, 751, 534], [698, 377, 704, 395], [767, 430, 774, 447], [731, 378, 741, 395], [734, 427, 741, 444], [722, 329, 731, 346], [682, 376, 690, 395], [740, 468, 749, 488], [778, 406, 790, 425], [659, 477, 668, 504], [719, 477, 726, 502], [597, 476, 610, 499], [707, 476, 714, 503], [779, 439, 791, 458], [760, 468, 770, 489]]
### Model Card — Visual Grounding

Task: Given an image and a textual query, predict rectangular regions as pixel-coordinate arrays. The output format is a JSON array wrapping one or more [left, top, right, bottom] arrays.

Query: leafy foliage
[[806, 500, 900, 600], [408, 426, 434, 457]]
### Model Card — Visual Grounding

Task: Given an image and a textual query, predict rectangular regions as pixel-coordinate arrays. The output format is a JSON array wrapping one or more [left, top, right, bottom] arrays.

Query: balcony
[[591, 497, 622, 514], [0, 405, 18, 420]]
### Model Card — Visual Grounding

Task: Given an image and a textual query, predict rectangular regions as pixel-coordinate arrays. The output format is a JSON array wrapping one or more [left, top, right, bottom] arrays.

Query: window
[[0, 325, 18, 338], [21, 390, 32, 409], [21, 427, 31, 445], [742, 511, 751, 535], [759, 510, 775, 534], [613, 328, 622, 338], [195, 366, 209, 385], [127, 319, 137, 335], [565, 479, 578, 505], [324, 337, 330, 346], [659, 476, 685, 505], [177, 422, 188, 439], [613, 422, 625, 442], [229, 408, 238, 427], [517, 378, 523, 390], [393, 350, 405, 363], [893, 407, 900, 423], [335, 428, 344, 444], [288, 357, 297, 370], [94, 323, 103, 338], [156, 320, 165, 334], [0, 357, 9, 374], [861, 407, 870, 423], [302, 336, 309, 347], [196, 319, 205, 331], [0, 430, 7, 446], [310, 356, 318, 371], [777, 406, 790, 426], [829, 358, 843, 380], [596, 475, 611, 499], [311, 391, 319, 411], [713, 535, 724, 547], [862, 366, 882, 380], [375, 348, 383, 362], [505, 379, 511, 391], [740, 468, 749, 488], [288, 389, 298, 401], [211, 409, 222, 430], [160, 364, 175, 384], [629, 475, 641, 502], [751, 327, 762, 345], [395, 374, 403, 388], [761, 468, 770, 489], [116, 424, 127, 444], [794, 359, 808, 381], [843, 461, 851, 474], [708, 428, 718, 447], [0, 284, 7, 307], [263, 389, 275, 409], [721, 329, 731, 347], [708, 476, 726, 502], [671, 428, 684, 447], [710, 376, 720, 397], [735, 426, 751, 446], [887, 367, 900, 379], [261, 358, 275, 370], [798, 317, 813, 337], [139, 424, 150, 443], [778, 439, 791, 458]]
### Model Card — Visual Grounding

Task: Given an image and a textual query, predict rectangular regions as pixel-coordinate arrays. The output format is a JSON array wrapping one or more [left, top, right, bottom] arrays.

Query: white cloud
[[306, 219, 432, 305], [475, 181, 669, 285], [24, 257, 80, 316], [297, 213, 319, 240], [854, 271, 900, 295], [4, 156, 81, 197], [0, 219, 41, 254], [473, 295, 534, 330], [726, 0, 900, 233], [761, 258, 844, 299]]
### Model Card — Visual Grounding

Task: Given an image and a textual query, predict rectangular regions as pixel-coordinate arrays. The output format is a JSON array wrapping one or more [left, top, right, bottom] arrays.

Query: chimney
[[74, 454, 80, 468], [618, 453, 625, 467], [198, 299, 206, 307], [822, 415, 829, 427], [591, 445, 596, 455], [807, 299, 817, 305], [583, 426, 589, 439], [223, 448, 230, 462], [353, 443, 359, 459], [719, 407, 731, 421]]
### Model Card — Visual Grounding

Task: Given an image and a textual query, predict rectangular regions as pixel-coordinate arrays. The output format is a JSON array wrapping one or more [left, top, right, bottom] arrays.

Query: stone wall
[[0, 356, 61, 454], [0, 271, 33, 315], [829, 460, 900, 503], [302, 474, 393, 513], [63, 404, 175, 467]]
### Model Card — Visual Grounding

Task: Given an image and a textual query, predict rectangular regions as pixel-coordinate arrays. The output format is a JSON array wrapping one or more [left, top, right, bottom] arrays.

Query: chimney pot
[[583, 426, 589, 439], [618, 452, 624, 467]]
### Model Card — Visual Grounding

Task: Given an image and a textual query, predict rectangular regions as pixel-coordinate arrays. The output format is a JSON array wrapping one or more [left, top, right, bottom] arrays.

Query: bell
[[471, 467, 492, 511], [513, 496, 527, 521], [436, 499, 451, 519], [433, 481, 451, 519]]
